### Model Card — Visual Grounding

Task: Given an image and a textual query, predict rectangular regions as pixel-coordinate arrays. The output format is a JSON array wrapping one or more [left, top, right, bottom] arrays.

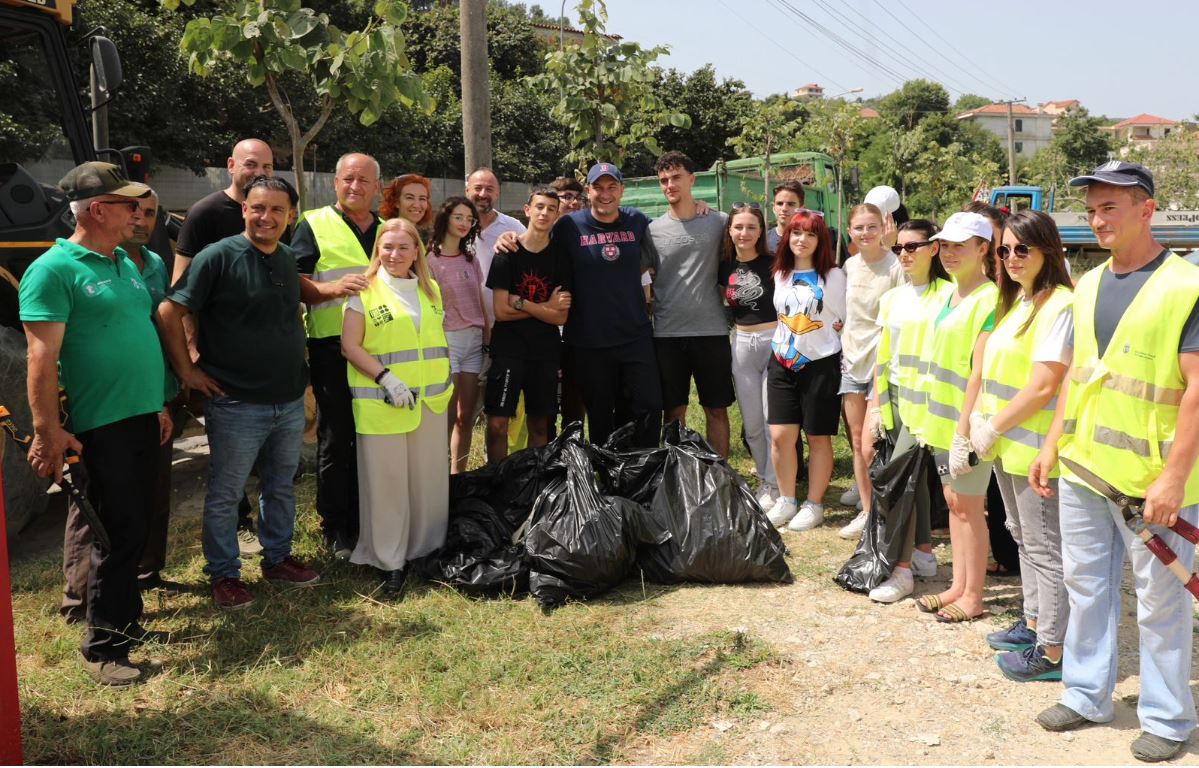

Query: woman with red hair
[[380, 174, 434, 244], [765, 209, 847, 532]]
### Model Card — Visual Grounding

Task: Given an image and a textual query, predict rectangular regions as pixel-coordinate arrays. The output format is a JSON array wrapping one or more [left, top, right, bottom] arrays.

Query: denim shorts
[[445, 326, 484, 374], [837, 373, 872, 397]]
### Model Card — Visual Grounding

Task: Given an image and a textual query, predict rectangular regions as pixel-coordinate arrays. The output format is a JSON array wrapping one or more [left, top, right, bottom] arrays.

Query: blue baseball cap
[[586, 162, 623, 185], [1068, 160, 1155, 197]]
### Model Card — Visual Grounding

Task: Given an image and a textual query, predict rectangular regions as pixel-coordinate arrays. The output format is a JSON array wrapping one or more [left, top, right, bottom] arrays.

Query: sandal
[[934, 604, 984, 623], [915, 595, 943, 613]]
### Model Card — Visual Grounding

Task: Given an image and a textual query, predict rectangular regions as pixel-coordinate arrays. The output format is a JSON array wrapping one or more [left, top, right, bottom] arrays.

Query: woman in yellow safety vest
[[909, 211, 998, 623], [969, 210, 1073, 681], [341, 218, 454, 599], [859, 219, 953, 603]]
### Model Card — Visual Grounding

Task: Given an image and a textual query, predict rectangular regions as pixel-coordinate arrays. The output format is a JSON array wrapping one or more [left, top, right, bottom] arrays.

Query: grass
[[11, 392, 855, 764]]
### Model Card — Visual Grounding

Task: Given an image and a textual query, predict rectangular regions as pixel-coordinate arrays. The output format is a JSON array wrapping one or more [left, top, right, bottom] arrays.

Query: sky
[[588, 0, 1199, 121]]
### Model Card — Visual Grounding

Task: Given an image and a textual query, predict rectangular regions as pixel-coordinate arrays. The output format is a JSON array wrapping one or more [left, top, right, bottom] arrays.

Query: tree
[[1135, 129, 1199, 209], [637, 65, 753, 174], [166, 0, 431, 209], [909, 139, 1002, 220], [1022, 107, 1112, 204], [952, 93, 991, 113], [879, 79, 950, 131], [526, 0, 690, 169]]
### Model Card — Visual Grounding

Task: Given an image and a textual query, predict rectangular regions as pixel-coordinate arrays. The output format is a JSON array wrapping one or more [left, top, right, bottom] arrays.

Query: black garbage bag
[[589, 422, 669, 505], [634, 422, 792, 584], [526, 440, 669, 610], [834, 437, 929, 593], [410, 498, 529, 594]]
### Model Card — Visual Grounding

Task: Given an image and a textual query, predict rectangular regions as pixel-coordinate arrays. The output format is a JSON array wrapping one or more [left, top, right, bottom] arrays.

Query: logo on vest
[[601, 244, 620, 261], [368, 305, 394, 327]]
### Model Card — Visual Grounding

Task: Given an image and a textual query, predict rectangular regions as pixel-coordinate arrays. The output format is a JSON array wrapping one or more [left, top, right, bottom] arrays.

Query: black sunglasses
[[95, 199, 141, 213], [997, 244, 1032, 261], [890, 241, 932, 254], [731, 201, 762, 211]]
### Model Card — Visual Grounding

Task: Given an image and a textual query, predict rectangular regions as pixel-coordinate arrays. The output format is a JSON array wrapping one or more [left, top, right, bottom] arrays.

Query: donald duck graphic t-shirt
[[771, 266, 846, 371]]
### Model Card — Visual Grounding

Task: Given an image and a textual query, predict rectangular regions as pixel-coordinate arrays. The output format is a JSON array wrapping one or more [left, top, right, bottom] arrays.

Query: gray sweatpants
[[993, 459, 1069, 646], [732, 328, 776, 489]]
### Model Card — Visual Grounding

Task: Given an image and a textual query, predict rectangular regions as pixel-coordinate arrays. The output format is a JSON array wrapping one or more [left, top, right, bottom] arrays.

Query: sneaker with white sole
[[787, 501, 825, 532], [838, 509, 868, 539], [766, 498, 798, 527], [756, 484, 779, 511], [237, 528, 263, 556], [839, 485, 860, 506], [868, 566, 914, 603], [911, 550, 938, 578]]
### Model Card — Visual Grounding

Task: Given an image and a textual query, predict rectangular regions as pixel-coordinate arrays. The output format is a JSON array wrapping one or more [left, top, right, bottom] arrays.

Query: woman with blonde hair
[[341, 217, 453, 598]]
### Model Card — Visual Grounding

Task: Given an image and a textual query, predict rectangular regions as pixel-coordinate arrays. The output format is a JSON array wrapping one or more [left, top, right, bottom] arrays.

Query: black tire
[[0, 325, 49, 538]]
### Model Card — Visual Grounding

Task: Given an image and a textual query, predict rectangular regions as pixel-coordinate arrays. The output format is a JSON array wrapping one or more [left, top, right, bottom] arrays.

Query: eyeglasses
[[890, 241, 932, 254], [731, 201, 761, 210], [997, 243, 1032, 261], [95, 199, 141, 213]]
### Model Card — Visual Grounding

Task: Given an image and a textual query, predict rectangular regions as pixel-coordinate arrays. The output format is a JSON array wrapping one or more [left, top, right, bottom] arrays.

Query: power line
[[767, 0, 911, 88], [716, 0, 849, 92], [887, 0, 1023, 99]]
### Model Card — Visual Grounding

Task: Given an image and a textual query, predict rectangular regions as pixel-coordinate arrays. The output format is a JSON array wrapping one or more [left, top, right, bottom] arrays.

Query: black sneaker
[[987, 617, 1037, 651], [996, 644, 1062, 682]]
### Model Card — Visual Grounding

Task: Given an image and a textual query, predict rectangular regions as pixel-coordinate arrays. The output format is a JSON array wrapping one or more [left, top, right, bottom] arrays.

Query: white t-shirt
[[840, 252, 905, 383], [346, 271, 422, 332], [771, 267, 846, 370], [1027, 299, 1073, 365], [475, 210, 526, 326]]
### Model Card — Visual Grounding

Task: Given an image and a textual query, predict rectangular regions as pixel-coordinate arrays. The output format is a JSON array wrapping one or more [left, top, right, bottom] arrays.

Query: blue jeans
[[202, 395, 306, 581], [1059, 478, 1197, 741]]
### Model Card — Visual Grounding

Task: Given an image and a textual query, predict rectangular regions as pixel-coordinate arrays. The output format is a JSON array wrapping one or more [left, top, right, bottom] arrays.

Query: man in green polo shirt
[[19, 161, 173, 687]]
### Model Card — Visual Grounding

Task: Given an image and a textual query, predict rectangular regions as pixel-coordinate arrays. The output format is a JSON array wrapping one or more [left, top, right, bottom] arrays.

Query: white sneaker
[[756, 484, 779, 510], [838, 509, 869, 539], [868, 566, 914, 603], [786, 501, 825, 532], [839, 485, 861, 506], [766, 498, 798, 527], [237, 528, 263, 556], [911, 550, 938, 578]]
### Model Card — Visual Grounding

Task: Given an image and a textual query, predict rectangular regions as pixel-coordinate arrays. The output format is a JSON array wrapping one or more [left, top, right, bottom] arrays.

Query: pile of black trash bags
[[411, 421, 792, 610]]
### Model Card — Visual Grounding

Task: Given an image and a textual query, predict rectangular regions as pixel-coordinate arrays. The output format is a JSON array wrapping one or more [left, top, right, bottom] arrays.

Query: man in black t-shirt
[[484, 186, 572, 463]]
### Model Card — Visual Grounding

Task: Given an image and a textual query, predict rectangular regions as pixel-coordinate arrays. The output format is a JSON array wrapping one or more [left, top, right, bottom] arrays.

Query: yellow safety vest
[[346, 276, 454, 435], [917, 280, 998, 451], [302, 206, 374, 339], [1060, 253, 1199, 503], [875, 278, 953, 431], [978, 285, 1073, 476]]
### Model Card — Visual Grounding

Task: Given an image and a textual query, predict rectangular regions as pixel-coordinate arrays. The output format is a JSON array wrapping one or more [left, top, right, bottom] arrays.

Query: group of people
[[18, 140, 1199, 761]]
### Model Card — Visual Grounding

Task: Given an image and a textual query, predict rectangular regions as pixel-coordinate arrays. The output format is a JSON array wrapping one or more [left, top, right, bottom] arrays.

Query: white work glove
[[866, 407, 886, 442], [949, 432, 973, 478], [969, 411, 1000, 459], [379, 370, 415, 409]]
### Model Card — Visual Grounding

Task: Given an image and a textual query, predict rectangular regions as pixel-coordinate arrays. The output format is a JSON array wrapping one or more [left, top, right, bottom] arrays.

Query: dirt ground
[[14, 438, 1199, 766]]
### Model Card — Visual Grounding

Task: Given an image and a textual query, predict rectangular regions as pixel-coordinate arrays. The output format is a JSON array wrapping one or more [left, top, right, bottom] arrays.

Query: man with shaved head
[[291, 152, 380, 558], [174, 137, 280, 554]]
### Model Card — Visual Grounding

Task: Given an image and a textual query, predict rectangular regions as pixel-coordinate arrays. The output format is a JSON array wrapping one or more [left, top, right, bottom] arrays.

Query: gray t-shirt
[[642, 210, 729, 337], [1093, 250, 1199, 356]]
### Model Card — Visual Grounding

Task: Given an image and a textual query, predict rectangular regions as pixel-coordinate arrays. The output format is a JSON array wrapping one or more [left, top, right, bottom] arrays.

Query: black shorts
[[654, 335, 735, 409], [766, 353, 842, 434], [483, 356, 559, 418]]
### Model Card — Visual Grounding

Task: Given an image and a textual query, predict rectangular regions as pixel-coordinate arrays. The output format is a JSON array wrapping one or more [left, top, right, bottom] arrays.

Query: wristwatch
[[514, 296, 525, 310]]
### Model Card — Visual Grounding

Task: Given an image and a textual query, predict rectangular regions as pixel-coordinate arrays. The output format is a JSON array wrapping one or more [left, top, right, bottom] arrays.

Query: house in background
[[529, 21, 620, 47], [955, 103, 1054, 157], [1039, 99, 1081, 117], [1109, 113, 1178, 144], [791, 83, 825, 100]]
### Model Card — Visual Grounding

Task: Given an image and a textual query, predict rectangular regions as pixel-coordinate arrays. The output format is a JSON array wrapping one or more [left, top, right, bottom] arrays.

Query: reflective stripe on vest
[[875, 279, 952, 432], [346, 276, 454, 434], [1059, 253, 1199, 504], [977, 286, 1073, 476], [302, 206, 374, 339], [917, 280, 998, 451]]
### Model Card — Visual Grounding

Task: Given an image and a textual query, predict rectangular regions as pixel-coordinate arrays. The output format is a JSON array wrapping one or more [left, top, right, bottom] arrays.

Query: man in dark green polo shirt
[[19, 161, 172, 687], [158, 176, 319, 612]]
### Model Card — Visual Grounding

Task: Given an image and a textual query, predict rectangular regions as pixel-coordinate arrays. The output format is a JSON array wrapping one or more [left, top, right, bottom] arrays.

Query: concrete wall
[[26, 161, 533, 216]]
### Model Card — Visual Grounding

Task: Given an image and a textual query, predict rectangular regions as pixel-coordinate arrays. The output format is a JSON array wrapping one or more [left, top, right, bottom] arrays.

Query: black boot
[[382, 568, 407, 600]]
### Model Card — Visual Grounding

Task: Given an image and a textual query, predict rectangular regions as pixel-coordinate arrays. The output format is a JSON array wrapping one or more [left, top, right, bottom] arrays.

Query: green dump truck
[[620, 151, 846, 235]]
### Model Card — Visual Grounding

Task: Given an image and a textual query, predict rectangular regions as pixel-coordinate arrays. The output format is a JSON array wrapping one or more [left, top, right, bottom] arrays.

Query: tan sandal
[[934, 604, 984, 623], [915, 595, 943, 613]]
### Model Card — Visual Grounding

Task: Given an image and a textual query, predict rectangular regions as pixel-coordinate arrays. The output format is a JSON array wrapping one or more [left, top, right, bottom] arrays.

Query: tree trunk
[[460, 0, 492, 174]]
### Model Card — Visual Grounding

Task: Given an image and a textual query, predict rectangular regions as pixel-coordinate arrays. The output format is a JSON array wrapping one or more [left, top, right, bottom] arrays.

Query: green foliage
[[952, 93, 992, 113], [526, 0, 690, 170], [880, 79, 950, 131], [1133, 128, 1199, 209], [166, 0, 430, 208], [0, 58, 60, 162], [1021, 107, 1112, 205]]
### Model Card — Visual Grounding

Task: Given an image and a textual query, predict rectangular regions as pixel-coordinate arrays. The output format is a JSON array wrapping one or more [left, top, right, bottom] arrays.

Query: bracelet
[[374, 369, 388, 384]]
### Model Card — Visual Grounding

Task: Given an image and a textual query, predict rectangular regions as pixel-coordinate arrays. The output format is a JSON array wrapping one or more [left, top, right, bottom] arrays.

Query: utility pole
[[998, 97, 1027, 185], [460, 0, 492, 173]]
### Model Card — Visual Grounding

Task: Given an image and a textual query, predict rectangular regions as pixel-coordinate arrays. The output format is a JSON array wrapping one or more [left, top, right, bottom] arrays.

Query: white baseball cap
[[863, 185, 900, 214], [931, 211, 993, 244]]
